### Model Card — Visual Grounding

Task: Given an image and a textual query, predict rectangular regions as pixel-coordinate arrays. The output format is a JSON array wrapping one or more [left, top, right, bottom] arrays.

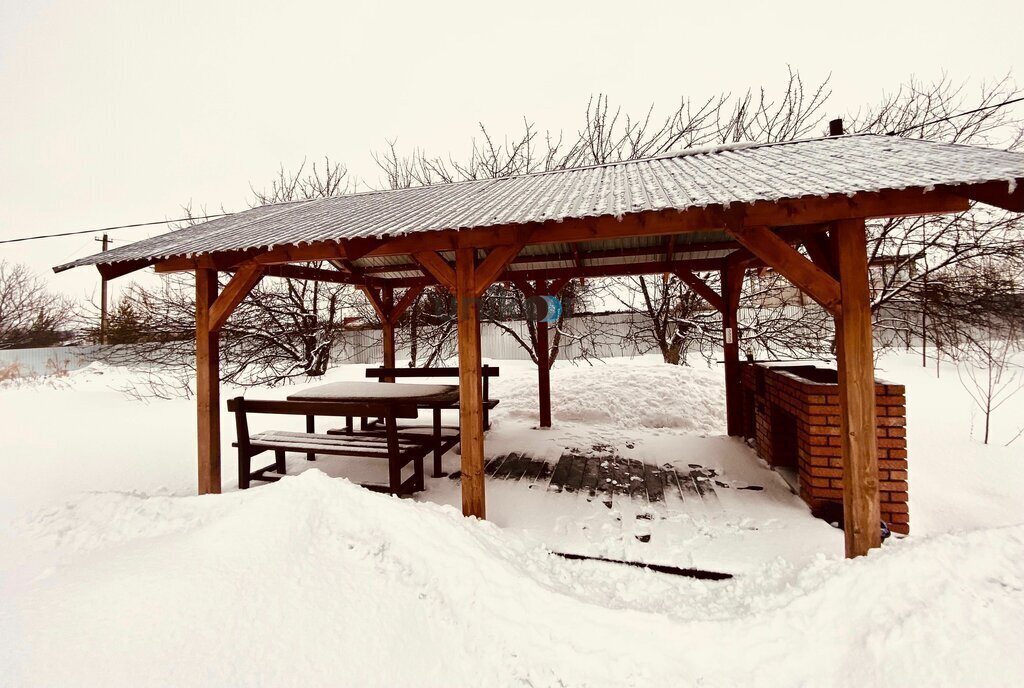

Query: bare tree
[[0, 261, 75, 349], [957, 327, 1023, 444], [849, 74, 1024, 360]]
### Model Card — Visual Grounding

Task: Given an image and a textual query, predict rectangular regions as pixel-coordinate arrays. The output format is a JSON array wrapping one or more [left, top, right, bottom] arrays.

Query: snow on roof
[[55, 134, 1024, 272]]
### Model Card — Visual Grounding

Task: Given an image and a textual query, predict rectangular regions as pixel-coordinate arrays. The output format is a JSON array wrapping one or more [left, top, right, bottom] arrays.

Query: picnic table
[[287, 381, 461, 477]]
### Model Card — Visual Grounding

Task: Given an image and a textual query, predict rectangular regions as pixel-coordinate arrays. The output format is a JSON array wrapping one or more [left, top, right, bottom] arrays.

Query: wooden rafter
[[675, 269, 725, 313], [726, 225, 841, 315]]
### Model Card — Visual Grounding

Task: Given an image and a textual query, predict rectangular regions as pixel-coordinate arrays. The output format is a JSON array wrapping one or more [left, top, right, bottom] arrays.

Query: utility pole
[[96, 233, 110, 344]]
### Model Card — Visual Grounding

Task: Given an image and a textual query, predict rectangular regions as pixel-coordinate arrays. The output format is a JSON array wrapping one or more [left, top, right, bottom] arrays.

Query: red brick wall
[[740, 363, 909, 534]]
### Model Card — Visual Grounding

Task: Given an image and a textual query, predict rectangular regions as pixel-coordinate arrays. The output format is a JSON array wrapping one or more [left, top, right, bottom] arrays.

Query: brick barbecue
[[740, 363, 909, 534]]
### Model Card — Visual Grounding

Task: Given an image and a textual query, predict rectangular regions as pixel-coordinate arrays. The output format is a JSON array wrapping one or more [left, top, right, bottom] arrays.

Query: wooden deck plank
[[597, 457, 616, 505], [644, 463, 665, 503], [493, 452, 524, 479], [562, 454, 589, 494], [518, 456, 548, 485], [484, 454, 512, 476], [533, 459, 554, 488], [505, 453, 535, 482], [547, 454, 574, 492], [676, 468, 702, 502], [626, 459, 647, 502], [580, 456, 602, 498], [482, 453, 729, 510], [611, 458, 631, 496]]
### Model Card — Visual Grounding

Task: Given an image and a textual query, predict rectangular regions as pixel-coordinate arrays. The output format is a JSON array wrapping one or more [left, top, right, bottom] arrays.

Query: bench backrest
[[365, 365, 499, 380], [227, 397, 419, 419], [366, 365, 499, 399]]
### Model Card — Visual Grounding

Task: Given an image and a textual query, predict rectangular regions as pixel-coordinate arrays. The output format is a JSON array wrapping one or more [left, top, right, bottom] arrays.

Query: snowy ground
[[1, 353, 1023, 686]]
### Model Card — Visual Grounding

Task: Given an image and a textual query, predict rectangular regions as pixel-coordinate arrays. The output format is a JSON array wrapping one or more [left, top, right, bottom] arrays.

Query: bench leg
[[432, 407, 444, 478], [389, 454, 402, 494], [274, 449, 287, 474], [305, 415, 316, 461], [415, 453, 425, 492], [484, 406, 490, 431], [238, 449, 250, 490], [345, 415, 353, 434]]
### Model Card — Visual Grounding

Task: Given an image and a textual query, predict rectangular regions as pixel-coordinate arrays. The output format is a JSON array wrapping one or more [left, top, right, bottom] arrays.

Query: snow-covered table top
[[287, 381, 458, 404]]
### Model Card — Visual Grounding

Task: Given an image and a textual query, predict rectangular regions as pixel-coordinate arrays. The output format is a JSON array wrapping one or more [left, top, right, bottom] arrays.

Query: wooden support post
[[833, 217, 882, 557], [455, 247, 485, 519], [195, 268, 221, 495], [381, 285, 396, 382], [536, 282, 552, 428], [721, 267, 744, 437]]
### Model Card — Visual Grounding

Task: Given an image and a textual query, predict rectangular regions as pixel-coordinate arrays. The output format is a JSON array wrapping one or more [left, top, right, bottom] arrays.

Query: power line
[[887, 96, 1024, 136], [0, 213, 231, 246]]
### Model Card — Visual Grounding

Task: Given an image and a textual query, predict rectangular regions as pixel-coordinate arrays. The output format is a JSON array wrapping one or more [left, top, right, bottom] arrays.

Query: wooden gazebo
[[56, 132, 1024, 558]]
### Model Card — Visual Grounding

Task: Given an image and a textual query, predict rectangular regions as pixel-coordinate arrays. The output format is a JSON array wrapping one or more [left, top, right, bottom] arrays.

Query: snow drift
[[3, 471, 1022, 687]]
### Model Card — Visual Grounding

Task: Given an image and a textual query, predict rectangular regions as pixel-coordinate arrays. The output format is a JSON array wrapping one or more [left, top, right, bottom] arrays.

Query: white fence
[[0, 345, 107, 377], [0, 309, 921, 376]]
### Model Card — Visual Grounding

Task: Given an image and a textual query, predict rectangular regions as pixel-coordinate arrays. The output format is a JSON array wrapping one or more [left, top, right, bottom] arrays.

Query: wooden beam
[[803, 232, 838, 278], [413, 251, 456, 291], [505, 257, 730, 284], [675, 269, 725, 313], [536, 317, 552, 428], [727, 225, 841, 314], [455, 247, 485, 519], [209, 263, 264, 332], [381, 286, 396, 378], [959, 179, 1024, 212], [511, 279, 537, 298], [360, 286, 387, 322], [474, 237, 529, 296], [721, 266, 744, 436], [547, 277, 571, 296], [833, 217, 882, 558], [340, 237, 384, 263], [258, 264, 372, 286], [96, 259, 154, 281], [360, 187, 968, 258], [195, 268, 221, 495], [571, 243, 584, 270], [389, 285, 424, 323]]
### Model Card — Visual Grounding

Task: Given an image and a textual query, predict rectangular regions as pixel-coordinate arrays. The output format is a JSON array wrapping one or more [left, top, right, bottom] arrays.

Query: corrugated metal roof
[[55, 134, 1024, 273]]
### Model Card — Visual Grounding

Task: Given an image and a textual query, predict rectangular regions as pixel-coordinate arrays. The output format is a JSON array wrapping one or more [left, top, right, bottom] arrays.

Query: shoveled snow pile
[[499, 358, 727, 433], [3, 470, 1022, 687]]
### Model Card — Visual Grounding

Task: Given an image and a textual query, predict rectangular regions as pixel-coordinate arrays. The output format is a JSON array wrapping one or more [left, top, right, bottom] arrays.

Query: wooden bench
[[227, 397, 431, 495], [365, 365, 500, 429]]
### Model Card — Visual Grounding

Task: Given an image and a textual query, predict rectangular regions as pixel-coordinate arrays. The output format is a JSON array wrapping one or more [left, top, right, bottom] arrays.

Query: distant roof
[[55, 134, 1024, 274]]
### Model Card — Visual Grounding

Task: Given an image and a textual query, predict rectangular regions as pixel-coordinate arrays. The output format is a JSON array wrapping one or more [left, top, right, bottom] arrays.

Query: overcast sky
[[1, 0, 1020, 300]]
